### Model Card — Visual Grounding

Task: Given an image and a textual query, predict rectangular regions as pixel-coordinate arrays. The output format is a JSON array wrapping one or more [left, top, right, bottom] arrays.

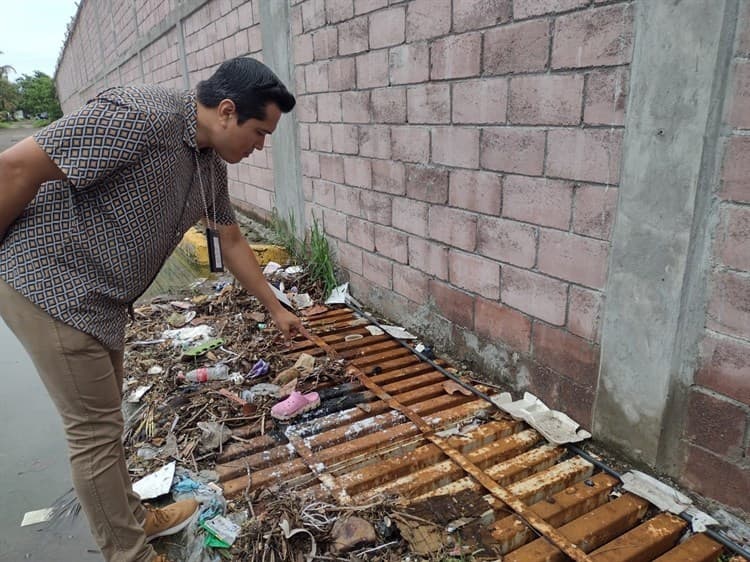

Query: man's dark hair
[[197, 57, 296, 123]]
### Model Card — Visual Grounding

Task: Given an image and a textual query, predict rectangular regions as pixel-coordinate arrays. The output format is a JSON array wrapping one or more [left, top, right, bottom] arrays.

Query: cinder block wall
[[684, 2, 750, 511], [54, 0, 749, 516], [294, 0, 631, 430]]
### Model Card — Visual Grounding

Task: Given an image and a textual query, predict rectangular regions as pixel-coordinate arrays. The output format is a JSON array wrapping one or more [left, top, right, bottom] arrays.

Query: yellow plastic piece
[[250, 244, 289, 266], [178, 228, 288, 267], [179, 227, 209, 267]]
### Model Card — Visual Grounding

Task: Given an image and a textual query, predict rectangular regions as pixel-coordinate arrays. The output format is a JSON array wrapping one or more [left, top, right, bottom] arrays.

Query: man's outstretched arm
[[0, 137, 66, 239], [217, 221, 310, 341]]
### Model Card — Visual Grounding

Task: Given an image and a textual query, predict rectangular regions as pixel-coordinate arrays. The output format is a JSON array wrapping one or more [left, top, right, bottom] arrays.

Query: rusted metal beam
[[505, 494, 649, 562], [588, 512, 688, 561], [652, 532, 724, 562], [491, 473, 620, 554]]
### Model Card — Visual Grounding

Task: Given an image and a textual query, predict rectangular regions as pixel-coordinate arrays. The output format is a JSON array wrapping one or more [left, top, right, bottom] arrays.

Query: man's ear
[[217, 99, 236, 124]]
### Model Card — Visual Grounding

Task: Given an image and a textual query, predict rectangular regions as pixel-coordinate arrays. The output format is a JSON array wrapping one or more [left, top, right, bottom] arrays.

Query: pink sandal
[[271, 390, 321, 421]]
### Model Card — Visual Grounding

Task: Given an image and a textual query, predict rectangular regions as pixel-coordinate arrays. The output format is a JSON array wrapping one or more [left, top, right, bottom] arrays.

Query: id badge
[[206, 228, 224, 272]]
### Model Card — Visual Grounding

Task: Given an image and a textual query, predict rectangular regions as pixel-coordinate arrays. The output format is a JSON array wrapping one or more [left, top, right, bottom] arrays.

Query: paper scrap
[[621, 470, 692, 514], [21, 508, 54, 527], [132, 461, 176, 500], [365, 325, 384, 336], [268, 282, 293, 309], [263, 261, 282, 276], [492, 392, 591, 444], [127, 385, 152, 403], [325, 283, 349, 305], [381, 325, 417, 339]]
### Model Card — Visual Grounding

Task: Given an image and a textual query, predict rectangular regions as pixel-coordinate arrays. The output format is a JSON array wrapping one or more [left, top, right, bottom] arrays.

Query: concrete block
[[682, 446, 750, 513], [430, 33, 482, 80], [509, 74, 583, 125], [313, 27, 338, 59], [720, 136, 750, 203], [503, 175, 573, 230], [343, 156, 372, 188], [481, 127, 546, 175], [339, 16, 369, 55], [348, 216, 375, 250], [371, 87, 407, 123], [484, 20, 550, 75], [342, 91, 371, 123], [360, 189, 393, 224], [533, 323, 600, 387], [449, 250, 501, 299], [707, 270, 750, 340], [538, 229, 609, 289], [363, 251, 393, 289], [356, 50, 389, 89], [331, 124, 359, 154], [389, 43, 429, 85], [429, 206, 478, 251], [552, 3, 634, 69], [406, 164, 449, 203], [374, 225, 408, 263], [320, 154, 345, 183], [567, 285, 603, 342], [393, 263, 429, 302], [429, 279, 475, 328], [369, 7, 405, 49], [407, 83, 450, 124], [409, 236, 449, 278], [513, 0, 587, 19], [685, 389, 747, 458], [501, 265, 568, 325], [406, 0, 451, 41], [393, 198, 429, 236], [448, 170, 503, 215], [372, 160, 406, 195], [474, 297, 532, 352], [453, 0, 512, 31], [728, 60, 750, 129], [715, 203, 750, 271], [584, 67, 629, 126], [359, 125, 391, 159], [476, 216, 537, 267], [572, 184, 618, 240], [452, 78, 508, 124], [546, 128, 623, 184], [696, 334, 750, 405], [391, 126, 430, 162], [432, 127, 480, 169]]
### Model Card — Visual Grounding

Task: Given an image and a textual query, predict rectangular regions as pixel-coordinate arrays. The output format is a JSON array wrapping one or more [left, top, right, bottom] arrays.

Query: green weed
[[269, 209, 337, 297]]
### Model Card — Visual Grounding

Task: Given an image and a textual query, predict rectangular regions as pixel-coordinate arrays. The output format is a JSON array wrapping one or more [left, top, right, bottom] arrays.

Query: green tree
[[16, 71, 62, 119], [0, 50, 15, 80], [0, 50, 19, 119]]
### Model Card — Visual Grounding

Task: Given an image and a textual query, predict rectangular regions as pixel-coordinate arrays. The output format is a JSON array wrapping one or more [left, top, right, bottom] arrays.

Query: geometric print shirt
[[0, 86, 236, 350]]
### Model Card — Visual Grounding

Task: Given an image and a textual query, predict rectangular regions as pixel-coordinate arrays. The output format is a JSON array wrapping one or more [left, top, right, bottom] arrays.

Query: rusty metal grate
[[215, 307, 734, 561]]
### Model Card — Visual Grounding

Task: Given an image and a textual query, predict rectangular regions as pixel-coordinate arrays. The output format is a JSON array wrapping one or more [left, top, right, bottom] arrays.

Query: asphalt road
[[0, 125, 102, 561]]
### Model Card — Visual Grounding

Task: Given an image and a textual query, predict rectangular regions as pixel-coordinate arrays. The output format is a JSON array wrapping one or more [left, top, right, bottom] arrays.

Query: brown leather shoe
[[144, 498, 199, 541]]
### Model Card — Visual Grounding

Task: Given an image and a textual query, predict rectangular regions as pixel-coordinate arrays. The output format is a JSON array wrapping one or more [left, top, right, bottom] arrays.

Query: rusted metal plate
[[214, 306, 730, 561]]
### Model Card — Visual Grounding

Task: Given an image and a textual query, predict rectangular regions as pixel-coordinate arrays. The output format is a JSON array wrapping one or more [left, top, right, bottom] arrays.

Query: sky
[[1, 0, 79, 80]]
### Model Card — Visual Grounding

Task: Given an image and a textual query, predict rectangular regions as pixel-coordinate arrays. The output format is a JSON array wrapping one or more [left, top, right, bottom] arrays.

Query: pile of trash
[[118, 264, 429, 560]]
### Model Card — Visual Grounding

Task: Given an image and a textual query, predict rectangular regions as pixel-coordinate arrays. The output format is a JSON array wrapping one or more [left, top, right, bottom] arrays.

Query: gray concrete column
[[259, 0, 305, 237], [593, 0, 739, 471]]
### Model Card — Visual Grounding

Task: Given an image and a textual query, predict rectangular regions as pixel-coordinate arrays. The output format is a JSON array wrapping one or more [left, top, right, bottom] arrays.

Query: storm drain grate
[[216, 307, 732, 561]]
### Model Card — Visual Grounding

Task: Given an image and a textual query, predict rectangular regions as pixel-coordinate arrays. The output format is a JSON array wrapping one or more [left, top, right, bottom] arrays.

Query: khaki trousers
[[0, 279, 154, 562]]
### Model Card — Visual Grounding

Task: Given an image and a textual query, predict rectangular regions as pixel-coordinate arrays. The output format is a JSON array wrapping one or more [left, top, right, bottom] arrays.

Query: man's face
[[215, 102, 282, 164]]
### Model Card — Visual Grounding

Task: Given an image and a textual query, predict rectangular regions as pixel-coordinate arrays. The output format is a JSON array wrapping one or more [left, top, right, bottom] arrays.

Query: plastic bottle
[[181, 364, 230, 383]]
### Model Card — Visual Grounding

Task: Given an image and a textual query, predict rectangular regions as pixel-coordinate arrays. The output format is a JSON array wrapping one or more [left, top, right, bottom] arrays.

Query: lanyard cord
[[194, 152, 217, 227]]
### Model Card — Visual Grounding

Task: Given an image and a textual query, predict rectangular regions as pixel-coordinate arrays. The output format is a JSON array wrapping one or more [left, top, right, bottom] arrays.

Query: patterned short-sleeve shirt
[[0, 86, 236, 350]]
